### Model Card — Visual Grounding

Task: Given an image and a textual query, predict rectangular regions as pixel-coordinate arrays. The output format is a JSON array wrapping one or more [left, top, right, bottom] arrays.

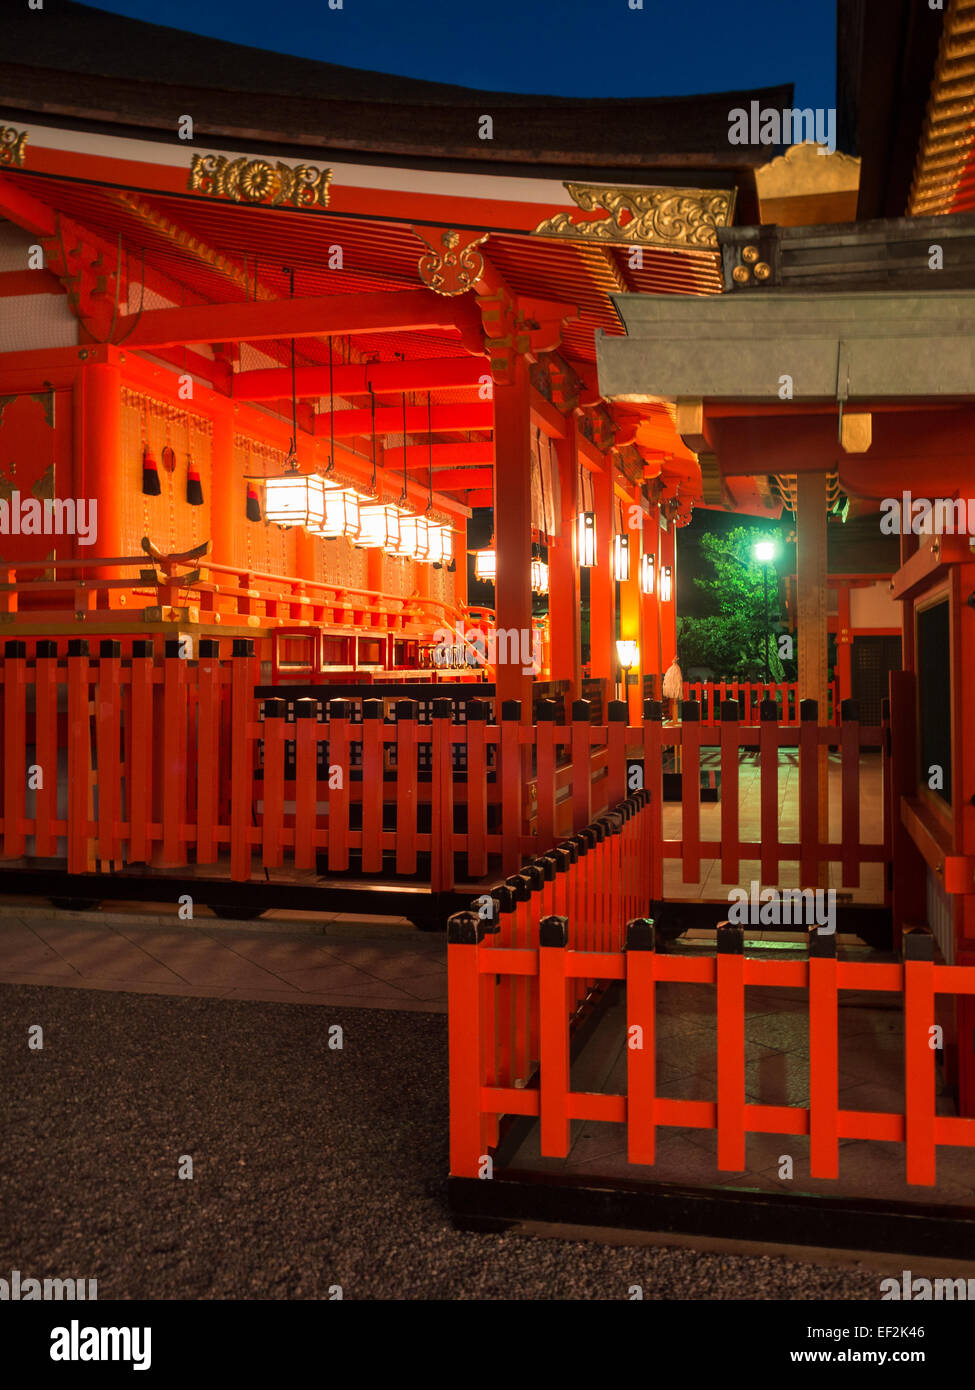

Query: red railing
[[448, 792, 653, 1161], [0, 543, 486, 650], [682, 680, 839, 726], [651, 696, 887, 899], [447, 916, 975, 1187], [0, 647, 890, 895]]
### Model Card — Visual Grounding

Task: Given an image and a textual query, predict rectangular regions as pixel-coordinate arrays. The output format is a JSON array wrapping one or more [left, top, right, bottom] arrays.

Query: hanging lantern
[[530, 557, 549, 593], [308, 484, 360, 541], [577, 511, 596, 568], [356, 503, 401, 553], [430, 523, 453, 565], [260, 469, 326, 530], [660, 565, 673, 602], [474, 548, 496, 581], [613, 533, 630, 581], [397, 513, 430, 560], [641, 553, 655, 595]]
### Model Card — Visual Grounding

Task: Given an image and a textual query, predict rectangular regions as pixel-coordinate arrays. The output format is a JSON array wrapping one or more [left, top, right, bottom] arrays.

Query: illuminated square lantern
[[308, 485, 360, 540], [641, 553, 655, 595], [397, 513, 431, 560], [430, 524, 453, 565], [660, 565, 673, 601], [530, 557, 549, 593], [356, 503, 402, 553], [262, 470, 326, 529], [474, 548, 496, 581]]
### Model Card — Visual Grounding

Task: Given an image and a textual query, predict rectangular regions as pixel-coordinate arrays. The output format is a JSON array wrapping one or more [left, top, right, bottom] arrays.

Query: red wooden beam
[[404, 442, 494, 470], [114, 289, 483, 350], [313, 402, 492, 437], [233, 356, 487, 400], [417, 468, 493, 491], [0, 174, 56, 237]]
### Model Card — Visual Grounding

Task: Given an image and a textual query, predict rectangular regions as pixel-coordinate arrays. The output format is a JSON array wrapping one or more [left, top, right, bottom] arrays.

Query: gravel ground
[[0, 982, 888, 1300]]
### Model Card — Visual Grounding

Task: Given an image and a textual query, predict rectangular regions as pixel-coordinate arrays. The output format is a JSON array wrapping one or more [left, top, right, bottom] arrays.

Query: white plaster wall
[[850, 580, 900, 630]]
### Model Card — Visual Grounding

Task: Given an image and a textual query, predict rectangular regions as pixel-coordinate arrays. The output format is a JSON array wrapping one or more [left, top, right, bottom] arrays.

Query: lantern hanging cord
[[325, 334, 335, 476], [369, 385, 377, 493], [426, 392, 434, 513], [400, 394, 408, 505], [284, 267, 298, 471]]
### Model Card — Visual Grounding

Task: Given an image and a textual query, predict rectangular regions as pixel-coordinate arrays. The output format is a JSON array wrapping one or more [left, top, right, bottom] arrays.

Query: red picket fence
[[448, 792, 653, 1161], [447, 917, 975, 1187], [683, 680, 839, 726], [0, 640, 885, 896], [649, 696, 888, 899]]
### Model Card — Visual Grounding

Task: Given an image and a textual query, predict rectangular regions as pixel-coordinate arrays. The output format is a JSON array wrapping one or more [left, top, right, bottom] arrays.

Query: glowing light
[[660, 565, 673, 602], [429, 523, 453, 565], [616, 639, 639, 669], [577, 511, 596, 567], [474, 548, 496, 581], [754, 540, 776, 563], [356, 503, 401, 553], [262, 471, 326, 530], [531, 557, 549, 593], [613, 533, 630, 581], [307, 485, 360, 540], [640, 552, 655, 595], [397, 513, 430, 560]]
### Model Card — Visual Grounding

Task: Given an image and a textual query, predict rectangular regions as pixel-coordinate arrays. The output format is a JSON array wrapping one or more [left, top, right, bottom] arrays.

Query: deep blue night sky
[[88, 0, 836, 110]]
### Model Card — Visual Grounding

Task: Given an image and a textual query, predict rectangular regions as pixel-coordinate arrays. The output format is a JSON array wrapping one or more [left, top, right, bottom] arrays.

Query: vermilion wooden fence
[[648, 696, 889, 899], [682, 680, 839, 726], [0, 642, 885, 896], [447, 916, 975, 1187], [448, 792, 653, 1155]]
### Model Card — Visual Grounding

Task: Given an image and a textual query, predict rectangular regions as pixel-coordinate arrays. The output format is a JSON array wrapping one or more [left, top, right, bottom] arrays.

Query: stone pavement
[[0, 900, 446, 1013], [662, 749, 886, 902]]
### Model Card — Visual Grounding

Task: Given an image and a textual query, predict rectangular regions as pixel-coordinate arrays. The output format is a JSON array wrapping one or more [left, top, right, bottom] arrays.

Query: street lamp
[[753, 539, 777, 685], [615, 638, 639, 701]]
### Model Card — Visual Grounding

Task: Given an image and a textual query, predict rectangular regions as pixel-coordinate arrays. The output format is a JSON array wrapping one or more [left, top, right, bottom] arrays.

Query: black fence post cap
[[539, 914, 569, 948], [808, 927, 837, 958], [625, 918, 656, 952], [716, 922, 745, 955], [447, 911, 485, 945]]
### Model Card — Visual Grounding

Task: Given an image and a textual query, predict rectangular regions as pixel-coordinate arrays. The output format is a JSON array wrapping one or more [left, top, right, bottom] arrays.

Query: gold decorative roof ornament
[[188, 154, 332, 209], [0, 127, 28, 168], [909, 0, 975, 216], [413, 227, 489, 296], [533, 182, 735, 250]]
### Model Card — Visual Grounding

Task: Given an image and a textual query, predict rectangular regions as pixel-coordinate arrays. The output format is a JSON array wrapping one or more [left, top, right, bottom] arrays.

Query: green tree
[[677, 527, 791, 680]]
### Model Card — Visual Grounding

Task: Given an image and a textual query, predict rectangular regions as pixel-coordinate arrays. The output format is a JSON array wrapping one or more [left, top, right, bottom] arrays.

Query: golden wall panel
[[233, 434, 297, 578], [120, 389, 212, 557]]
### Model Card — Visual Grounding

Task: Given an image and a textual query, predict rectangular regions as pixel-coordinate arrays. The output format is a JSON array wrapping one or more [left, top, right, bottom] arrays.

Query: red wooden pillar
[[210, 400, 236, 570], [73, 356, 122, 580], [587, 434, 613, 685], [659, 521, 677, 670], [642, 511, 661, 700], [493, 354, 533, 712], [548, 431, 581, 698], [618, 494, 641, 723], [836, 582, 853, 703]]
